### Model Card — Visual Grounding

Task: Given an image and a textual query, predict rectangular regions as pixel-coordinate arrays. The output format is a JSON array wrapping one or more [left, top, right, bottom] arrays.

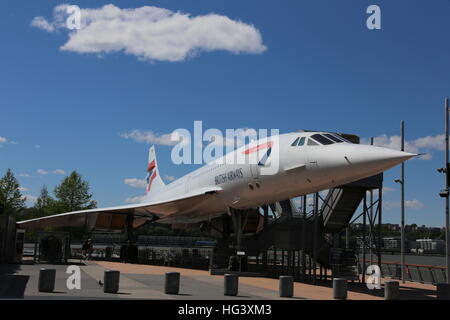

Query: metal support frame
[[125, 214, 135, 242], [343, 182, 383, 283]]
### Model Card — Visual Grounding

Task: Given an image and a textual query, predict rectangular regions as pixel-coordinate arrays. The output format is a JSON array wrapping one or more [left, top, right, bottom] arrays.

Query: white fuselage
[[144, 132, 414, 224]]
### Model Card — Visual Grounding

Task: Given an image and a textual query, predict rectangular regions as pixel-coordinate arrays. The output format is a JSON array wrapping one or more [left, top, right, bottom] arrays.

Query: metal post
[[308, 255, 312, 280], [445, 98, 450, 284], [345, 227, 349, 249], [273, 248, 277, 269], [400, 120, 405, 284], [362, 193, 367, 284], [126, 214, 134, 242], [290, 251, 293, 276], [262, 205, 269, 269], [370, 137, 374, 264], [302, 195, 307, 281], [313, 192, 319, 284], [378, 187, 383, 269]]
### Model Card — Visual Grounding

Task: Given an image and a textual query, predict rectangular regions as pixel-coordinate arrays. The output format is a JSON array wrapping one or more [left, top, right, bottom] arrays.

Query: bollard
[[279, 276, 294, 297], [224, 274, 239, 296], [333, 278, 347, 300], [38, 268, 56, 292], [436, 283, 450, 300], [384, 280, 399, 300], [103, 270, 120, 293], [165, 272, 180, 294]]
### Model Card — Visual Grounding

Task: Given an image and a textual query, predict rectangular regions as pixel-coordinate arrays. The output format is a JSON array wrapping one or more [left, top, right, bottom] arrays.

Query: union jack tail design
[[145, 145, 166, 196]]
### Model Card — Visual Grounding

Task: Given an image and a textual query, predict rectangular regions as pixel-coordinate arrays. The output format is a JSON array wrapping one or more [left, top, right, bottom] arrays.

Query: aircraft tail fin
[[145, 145, 166, 198]]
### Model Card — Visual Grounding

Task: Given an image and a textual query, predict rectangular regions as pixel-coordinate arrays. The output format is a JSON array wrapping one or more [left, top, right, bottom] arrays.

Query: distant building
[[415, 239, 445, 254], [384, 224, 400, 231], [383, 237, 401, 250]]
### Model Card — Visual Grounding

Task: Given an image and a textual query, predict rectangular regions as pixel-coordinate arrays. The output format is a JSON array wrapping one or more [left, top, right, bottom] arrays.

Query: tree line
[[0, 168, 205, 239], [0, 168, 97, 220]]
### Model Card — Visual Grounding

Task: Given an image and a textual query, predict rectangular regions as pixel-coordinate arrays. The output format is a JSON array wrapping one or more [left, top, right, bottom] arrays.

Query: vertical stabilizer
[[145, 145, 166, 198]]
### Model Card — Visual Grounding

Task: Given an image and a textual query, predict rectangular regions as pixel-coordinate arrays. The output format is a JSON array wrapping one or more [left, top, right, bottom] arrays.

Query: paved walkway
[[0, 261, 438, 300]]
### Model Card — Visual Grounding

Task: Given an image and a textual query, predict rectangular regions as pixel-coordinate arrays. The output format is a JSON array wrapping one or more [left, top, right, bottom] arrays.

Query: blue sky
[[1, 1, 449, 227]]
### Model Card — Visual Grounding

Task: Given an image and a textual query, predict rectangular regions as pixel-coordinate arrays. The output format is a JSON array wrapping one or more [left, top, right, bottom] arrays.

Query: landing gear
[[228, 207, 251, 272]]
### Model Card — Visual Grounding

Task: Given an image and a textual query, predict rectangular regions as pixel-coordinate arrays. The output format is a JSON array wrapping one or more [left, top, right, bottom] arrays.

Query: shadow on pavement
[[0, 264, 29, 299], [297, 279, 436, 300]]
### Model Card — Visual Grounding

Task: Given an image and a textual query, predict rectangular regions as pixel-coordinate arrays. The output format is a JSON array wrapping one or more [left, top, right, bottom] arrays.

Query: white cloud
[[362, 134, 445, 160], [0, 136, 8, 143], [124, 195, 146, 203], [31, 16, 55, 32], [37, 169, 49, 175], [53, 169, 66, 175], [19, 173, 30, 177], [384, 199, 425, 210], [18, 187, 28, 192], [121, 129, 179, 146], [414, 134, 445, 151], [31, 4, 267, 63], [164, 175, 176, 182], [382, 186, 395, 195], [405, 199, 425, 209], [124, 178, 147, 188]]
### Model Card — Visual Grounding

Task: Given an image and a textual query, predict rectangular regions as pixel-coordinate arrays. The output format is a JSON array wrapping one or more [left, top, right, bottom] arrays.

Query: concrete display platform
[[0, 260, 439, 300]]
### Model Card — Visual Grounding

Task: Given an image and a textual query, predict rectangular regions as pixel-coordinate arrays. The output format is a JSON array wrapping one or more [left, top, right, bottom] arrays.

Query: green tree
[[0, 168, 25, 216], [54, 171, 97, 212], [33, 185, 55, 217]]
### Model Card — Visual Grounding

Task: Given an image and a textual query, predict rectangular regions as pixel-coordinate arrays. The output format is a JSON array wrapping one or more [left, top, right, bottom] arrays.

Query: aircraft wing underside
[[16, 186, 223, 231]]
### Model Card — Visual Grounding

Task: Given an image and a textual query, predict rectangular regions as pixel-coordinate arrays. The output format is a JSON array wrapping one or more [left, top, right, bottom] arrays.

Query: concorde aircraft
[[17, 131, 416, 231]]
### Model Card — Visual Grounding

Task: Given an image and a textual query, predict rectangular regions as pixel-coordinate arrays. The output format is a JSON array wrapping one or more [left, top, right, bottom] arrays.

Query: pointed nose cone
[[349, 145, 417, 174]]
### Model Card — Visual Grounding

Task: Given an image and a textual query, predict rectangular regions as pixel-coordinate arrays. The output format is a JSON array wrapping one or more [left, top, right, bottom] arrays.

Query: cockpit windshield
[[309, 133, 352, 146], [310, 134, 334, 145], [324, 134, 343, 143]]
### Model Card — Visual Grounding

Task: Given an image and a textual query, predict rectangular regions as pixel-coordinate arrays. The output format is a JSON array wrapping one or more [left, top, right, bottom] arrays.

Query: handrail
[[364, 259, 446, 270]]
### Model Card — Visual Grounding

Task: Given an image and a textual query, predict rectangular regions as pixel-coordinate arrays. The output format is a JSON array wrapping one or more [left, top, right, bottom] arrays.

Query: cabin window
[[291, 137, 300, 146]]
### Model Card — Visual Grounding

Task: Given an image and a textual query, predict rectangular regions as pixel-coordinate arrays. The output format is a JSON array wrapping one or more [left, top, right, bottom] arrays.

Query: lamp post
[[438, 98, 450, 284], [446, 98, 450, 285], [394, 120, 405, 283]]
